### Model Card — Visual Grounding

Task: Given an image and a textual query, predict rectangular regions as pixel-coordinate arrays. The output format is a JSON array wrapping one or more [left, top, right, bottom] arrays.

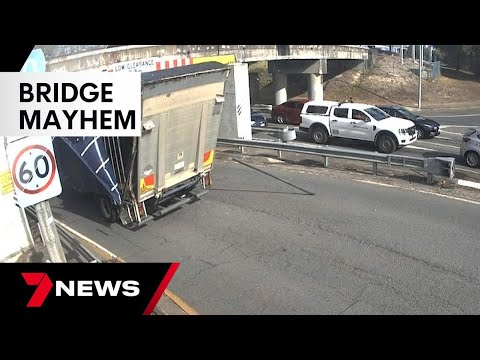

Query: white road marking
[[405, 145, 437, 151], [354, 179, 480, 206], [416, 141, 460, 149], [456, 167, 480, 174], [435, 136, 452, 140], [414, 189, 480, 205], [440, 131, 464, 136], [428, 114, 480, 118], [458, 179, 480, 189], [354, 180, 398, 188], [441, 125, 478, 128]]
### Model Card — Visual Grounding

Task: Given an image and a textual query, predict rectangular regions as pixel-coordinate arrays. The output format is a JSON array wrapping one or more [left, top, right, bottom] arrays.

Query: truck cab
[[299, 101, 417, 153]]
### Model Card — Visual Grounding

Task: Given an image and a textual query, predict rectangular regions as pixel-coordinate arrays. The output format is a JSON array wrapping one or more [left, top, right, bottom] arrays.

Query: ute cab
[[299, 101, 417, 153]]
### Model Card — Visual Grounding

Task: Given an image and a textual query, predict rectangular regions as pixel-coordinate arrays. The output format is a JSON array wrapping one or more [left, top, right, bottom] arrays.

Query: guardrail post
[[427, 173, 434, 185], [240, 146, 245, 154], [278, 150, 282, 159], [372, 162, 378, 175], [324, 156, 329, 168]]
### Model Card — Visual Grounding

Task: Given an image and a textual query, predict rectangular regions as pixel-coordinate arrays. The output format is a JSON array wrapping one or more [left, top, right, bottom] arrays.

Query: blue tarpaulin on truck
[[54, 137, 122, 205]]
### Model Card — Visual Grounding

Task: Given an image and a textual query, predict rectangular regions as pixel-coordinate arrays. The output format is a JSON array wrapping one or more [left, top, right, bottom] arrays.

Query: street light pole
[[400, 45, 404, 65], [418, 45, 423, 109]]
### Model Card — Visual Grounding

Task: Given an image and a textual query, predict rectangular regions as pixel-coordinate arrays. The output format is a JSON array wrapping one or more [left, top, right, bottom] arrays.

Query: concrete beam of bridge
[[40, 45, 368, 72]]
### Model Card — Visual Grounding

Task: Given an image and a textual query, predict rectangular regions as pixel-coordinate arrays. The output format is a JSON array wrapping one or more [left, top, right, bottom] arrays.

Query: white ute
[[298, 101, 418, 153]]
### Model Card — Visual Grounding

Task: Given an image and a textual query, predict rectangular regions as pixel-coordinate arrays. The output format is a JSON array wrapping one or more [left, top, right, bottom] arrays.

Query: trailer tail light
[[203, 150, 214, 166], [140, 174, 155, 194]]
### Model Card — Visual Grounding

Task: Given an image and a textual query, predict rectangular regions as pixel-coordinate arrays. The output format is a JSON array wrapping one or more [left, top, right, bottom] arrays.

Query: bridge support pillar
[[269, 59, 327, 104], [308, 73, 323, 101], [218, 63, 252, 140], [273, 73, 288, 105]]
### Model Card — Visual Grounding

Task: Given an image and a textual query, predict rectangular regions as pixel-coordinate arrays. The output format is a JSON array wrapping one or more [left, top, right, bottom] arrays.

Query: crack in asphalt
[[339, 284, 369, 315], [247, 196, 480, 295], [332, 255, 468, 314]]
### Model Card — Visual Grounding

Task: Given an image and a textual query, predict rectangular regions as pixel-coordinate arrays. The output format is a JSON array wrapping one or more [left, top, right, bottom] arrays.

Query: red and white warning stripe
[[93, 56, 193, 73], [155, 57, 193, 71]]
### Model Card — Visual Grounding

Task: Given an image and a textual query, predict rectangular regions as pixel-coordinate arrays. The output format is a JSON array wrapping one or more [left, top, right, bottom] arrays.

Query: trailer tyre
[[98, 196, 118, 223]]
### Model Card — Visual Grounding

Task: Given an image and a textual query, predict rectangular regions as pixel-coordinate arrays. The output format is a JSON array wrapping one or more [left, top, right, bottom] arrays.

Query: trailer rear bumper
[[152, 189, 209, 218], [126, 189, 209, 229]]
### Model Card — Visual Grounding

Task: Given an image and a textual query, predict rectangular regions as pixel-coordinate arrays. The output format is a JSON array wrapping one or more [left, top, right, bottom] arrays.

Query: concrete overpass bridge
[[38, 45, 368, 104]]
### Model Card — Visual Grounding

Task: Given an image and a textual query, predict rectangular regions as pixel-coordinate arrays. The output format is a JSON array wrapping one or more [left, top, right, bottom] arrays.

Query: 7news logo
[[0, 262, 180, 319], [22, 273, 140, 307], [3, 263, 180, 317]]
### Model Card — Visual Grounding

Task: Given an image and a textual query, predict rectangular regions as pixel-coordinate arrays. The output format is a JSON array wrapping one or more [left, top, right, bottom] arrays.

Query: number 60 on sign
[[6, 137, 62, 208]]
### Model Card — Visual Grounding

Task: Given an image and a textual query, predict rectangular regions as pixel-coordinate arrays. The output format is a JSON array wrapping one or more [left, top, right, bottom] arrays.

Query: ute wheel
[[311, 127, 328, 144], [465, 151, 480, 168], [98, 195, 118, 223], [377, 135, 397, 154]]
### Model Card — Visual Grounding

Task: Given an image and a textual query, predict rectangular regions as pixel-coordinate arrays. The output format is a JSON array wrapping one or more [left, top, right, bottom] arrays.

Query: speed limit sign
[[6, 136, 62, 208]]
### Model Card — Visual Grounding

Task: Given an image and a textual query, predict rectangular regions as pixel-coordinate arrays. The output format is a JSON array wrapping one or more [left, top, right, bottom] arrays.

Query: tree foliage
[[436, 45, 480, 58], [435, 45, 480, 71]]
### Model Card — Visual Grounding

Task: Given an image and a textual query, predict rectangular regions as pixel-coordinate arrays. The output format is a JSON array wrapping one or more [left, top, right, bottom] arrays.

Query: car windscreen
[[365, 107, 390, 121], [397, 108, 417, 121]]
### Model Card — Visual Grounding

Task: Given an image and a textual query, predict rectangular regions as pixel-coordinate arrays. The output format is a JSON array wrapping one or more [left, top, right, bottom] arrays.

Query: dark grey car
[[377, 105, 441, 139], [460, 128, 480, 168]]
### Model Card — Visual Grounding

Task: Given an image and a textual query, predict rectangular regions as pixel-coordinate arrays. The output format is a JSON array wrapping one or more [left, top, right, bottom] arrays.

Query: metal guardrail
[[251, 104, 272, 113], [217, 137, 455, 181]]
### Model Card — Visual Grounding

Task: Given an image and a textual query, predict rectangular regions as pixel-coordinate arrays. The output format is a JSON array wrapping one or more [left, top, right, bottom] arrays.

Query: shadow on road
[[51, 187, 115, 228], [233, 158, 315, 195]]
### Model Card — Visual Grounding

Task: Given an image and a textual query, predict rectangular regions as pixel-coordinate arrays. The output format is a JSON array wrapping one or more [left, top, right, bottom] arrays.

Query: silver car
[[460, 128, 480, 167]]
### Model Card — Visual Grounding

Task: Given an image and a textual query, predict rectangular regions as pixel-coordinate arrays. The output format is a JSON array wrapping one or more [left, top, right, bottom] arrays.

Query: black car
[[251, 112, 268, 128], [377, 105, 441, 139]]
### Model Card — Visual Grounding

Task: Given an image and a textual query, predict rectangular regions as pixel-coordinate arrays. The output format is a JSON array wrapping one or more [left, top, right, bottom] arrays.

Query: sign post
[[15, 48, 66, 262], [34, 201, 66, 262], [6, 136, 66, 262]]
